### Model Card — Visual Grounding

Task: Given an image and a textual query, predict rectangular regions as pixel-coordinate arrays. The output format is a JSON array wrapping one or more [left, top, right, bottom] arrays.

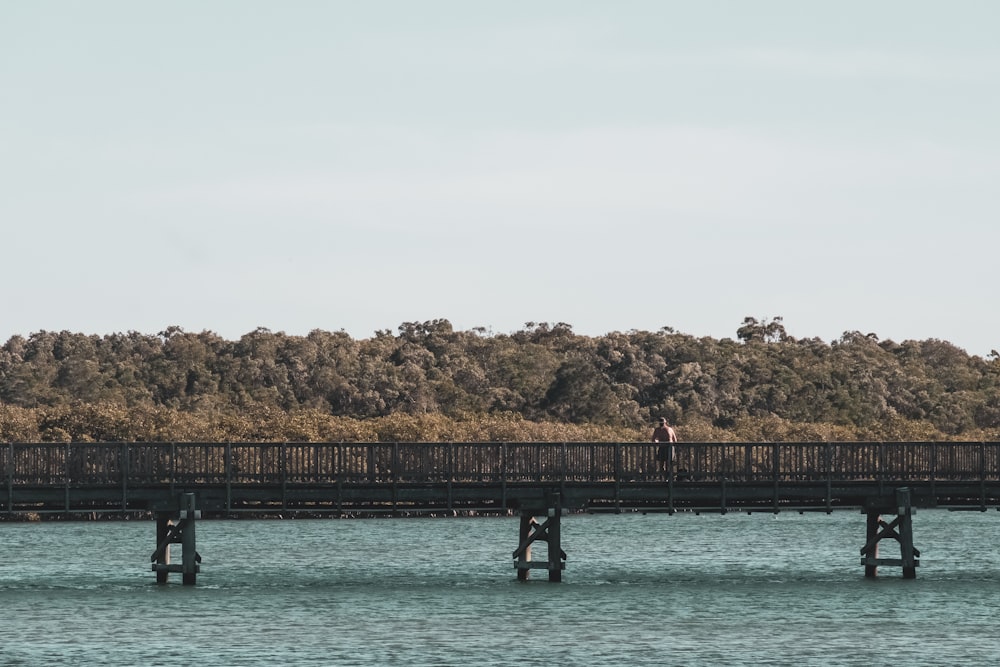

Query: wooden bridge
[[4, 441, 1000, 583]]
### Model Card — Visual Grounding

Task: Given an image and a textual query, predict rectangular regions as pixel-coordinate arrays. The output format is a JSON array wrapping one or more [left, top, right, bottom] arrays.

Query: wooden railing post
[[6, 442, 12, 513], [500, 443, 507, 509], [614, 444, 621, 511], [64, 442, 71, 513], [391, 442, 399, 513], [169, 442, 176, 494], [667, 441, 674, 514], [772, 442, 780, 513], [825, 442, 833, 513], [121, 442, 129, 512], [225, 442, 232, 514], [980, 441, 987, 510], [336, 442, 344, 514], [877, 442, 885, 496], [930, 441, 937, 498], [560, 442, 567, 497], [281, 442, 288, 511]]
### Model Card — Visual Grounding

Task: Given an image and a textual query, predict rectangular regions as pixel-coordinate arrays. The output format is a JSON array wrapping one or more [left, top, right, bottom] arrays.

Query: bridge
[[4, 441, 1000, 583]]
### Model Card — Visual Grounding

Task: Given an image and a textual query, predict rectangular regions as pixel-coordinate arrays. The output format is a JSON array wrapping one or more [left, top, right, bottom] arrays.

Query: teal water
[[2, 510, 999, 666]]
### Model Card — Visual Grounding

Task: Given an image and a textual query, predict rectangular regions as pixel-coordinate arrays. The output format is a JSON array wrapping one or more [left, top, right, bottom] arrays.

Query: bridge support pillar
[[151, 492, 202, 585], [513, 493, 566, 582], [860, 487, 920, 579]]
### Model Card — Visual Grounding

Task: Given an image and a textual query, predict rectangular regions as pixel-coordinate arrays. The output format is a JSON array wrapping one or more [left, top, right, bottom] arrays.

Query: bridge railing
[[3, 442, 999, 487]]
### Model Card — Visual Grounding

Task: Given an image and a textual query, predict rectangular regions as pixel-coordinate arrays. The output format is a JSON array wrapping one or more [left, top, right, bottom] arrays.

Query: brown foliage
[[3, 322, 1000, 442], [2, 402, 996, 443]]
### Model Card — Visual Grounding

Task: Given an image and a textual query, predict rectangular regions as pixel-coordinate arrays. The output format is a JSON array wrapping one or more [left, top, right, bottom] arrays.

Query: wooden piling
[[546, 502, 562, 583], [517, 513, 533, 581], [180, 493, 199, 585], [513, 493, 566, 582], [860, 487, 920, 579], [897, 488, 917, 579], [864, 511, 880, 578], [151, 492, 201, 585], [155, 514, 171, 584]]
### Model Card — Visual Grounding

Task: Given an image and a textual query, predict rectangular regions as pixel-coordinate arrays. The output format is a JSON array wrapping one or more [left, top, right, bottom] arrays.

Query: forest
[[1, 317, 998, 443]]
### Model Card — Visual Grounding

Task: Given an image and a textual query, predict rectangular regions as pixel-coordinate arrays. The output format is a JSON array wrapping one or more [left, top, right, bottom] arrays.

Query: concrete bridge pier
[[861, 487, 920, 579], [151, 492, 202, 585], [513, 492, 566, 582]]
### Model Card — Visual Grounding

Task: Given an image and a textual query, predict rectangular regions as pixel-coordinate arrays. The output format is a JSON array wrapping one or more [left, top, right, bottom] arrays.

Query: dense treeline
[[1, 318, 998, 443]]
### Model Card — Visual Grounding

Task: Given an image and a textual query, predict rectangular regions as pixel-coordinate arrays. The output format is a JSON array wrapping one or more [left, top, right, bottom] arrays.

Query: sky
[[2, 1, 998, 356]]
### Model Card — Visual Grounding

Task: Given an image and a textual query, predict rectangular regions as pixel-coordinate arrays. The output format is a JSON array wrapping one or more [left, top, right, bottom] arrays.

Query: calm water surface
[[2, 510, 999, 666]]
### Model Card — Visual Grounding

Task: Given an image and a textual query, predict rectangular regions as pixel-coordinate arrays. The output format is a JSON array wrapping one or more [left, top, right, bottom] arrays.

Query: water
[[2, 510, 1000, 666]]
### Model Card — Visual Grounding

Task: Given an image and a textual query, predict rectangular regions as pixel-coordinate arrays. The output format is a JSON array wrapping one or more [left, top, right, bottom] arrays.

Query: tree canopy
[[2, 319, 998, 442]]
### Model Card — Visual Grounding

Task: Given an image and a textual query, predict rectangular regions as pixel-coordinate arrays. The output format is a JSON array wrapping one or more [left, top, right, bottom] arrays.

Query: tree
[[736, 316, 788, 344]]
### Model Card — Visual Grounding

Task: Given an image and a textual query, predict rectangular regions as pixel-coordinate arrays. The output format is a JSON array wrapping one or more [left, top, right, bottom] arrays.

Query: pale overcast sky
[[3, 1, 998, 355]]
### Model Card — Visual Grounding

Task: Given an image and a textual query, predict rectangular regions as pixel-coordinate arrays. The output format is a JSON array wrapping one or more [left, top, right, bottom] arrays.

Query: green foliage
[[2, 318, 999, 442]]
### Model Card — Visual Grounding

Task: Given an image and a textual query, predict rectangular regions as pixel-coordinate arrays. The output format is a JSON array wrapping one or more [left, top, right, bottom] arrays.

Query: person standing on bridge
[[653, 418, 678, 479]]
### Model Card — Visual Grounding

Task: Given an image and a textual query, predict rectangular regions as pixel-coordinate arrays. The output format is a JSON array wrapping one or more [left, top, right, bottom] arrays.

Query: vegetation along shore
[[2, 317, 998, 443]]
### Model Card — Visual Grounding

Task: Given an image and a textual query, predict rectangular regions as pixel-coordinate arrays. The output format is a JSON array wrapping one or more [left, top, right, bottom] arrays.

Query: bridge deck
[[4, 441, 1000, 515]]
